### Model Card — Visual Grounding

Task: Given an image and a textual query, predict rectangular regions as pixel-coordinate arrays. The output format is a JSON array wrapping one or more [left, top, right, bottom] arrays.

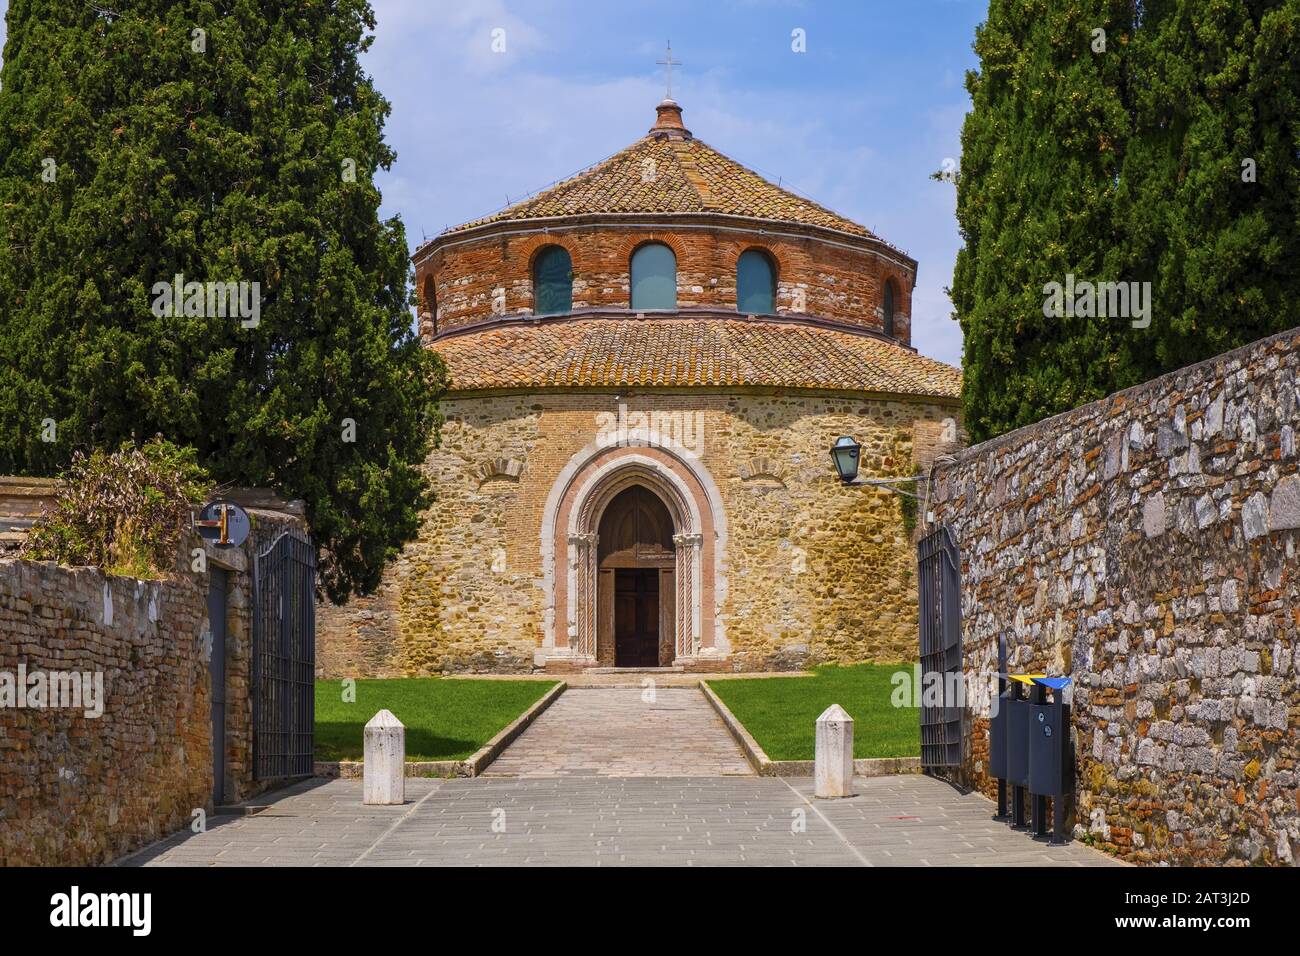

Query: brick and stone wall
[[317, 387, 962, 677], [929, 327, 1300, 866], [416, 222, 915, 345], [0, 558, 211, 866], [0, 499, 310, 865]]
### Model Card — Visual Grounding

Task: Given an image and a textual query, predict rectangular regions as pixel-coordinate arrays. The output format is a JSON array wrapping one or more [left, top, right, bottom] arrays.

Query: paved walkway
[[482, 687, 754, 777], [121, 775, 1122, 867]]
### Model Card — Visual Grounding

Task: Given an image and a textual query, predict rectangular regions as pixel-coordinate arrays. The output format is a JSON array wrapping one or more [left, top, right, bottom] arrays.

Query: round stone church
[[317, 98, 963, 676]]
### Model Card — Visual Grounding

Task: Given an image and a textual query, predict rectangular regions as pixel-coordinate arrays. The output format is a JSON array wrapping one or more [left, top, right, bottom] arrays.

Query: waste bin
[[989, 689, 1012, 780], [1027, 700, 1068, 797], [1006, 694, 1030, 788], [1026, 676, 1072, 844]]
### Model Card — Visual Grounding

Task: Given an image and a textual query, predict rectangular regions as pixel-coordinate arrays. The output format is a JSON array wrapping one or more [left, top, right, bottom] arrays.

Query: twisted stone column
[[673, 532, 703, 658], [568, 532, 599, 659]]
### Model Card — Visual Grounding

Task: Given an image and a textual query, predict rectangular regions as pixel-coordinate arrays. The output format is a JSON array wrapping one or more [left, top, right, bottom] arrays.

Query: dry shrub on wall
[[21, 438, 211, 578]]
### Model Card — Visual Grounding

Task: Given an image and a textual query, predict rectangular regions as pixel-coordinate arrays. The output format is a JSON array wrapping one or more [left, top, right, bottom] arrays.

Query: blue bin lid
[[1029, 676, 1072, 690]]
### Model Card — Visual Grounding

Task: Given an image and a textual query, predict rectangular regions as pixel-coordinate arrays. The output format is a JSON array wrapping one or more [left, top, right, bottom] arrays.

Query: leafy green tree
[[0, 0, 445, 601], [1116, 0, 1300, 376], [953, 0, 1300, 441], [953, 0, 1139, 442]]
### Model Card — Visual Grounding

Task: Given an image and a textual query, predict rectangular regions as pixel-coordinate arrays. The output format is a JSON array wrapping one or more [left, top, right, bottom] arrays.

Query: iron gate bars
[[918, 525, 962, 770], [252, 529, 316, 780]]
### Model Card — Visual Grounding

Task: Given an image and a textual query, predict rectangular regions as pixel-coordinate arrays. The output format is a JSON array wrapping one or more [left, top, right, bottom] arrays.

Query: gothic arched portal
[[541, 443, 727, 668]]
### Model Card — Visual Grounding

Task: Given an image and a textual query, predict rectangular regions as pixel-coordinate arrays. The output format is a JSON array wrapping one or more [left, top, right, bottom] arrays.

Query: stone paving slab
[[122, 775, 1123, 867], [481, 687, 754, 777], [119, 777, 444, 867]]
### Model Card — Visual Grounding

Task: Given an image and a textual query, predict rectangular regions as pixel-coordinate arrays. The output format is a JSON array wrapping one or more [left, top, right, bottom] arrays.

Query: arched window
[[533, 245, 573, 316], [736, 249, 776, 314], [882, 281, 896, 337], [630, 242, 677, 310], [421, 275, 437, 335]]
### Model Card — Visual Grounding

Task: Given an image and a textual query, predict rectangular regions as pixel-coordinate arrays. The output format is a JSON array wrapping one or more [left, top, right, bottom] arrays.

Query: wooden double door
[[597, 486, 676, 667], [614, 568, 660, 667]]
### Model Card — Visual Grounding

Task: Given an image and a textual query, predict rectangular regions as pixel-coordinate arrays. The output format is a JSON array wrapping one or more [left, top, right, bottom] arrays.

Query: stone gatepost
[[815, 704, 854, 798], [363, 709, 405, 805]]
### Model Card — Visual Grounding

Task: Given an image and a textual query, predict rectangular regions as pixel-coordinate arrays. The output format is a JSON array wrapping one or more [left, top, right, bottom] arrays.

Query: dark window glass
[[421, 277, 437, 334], [736, 249, 775, 314], [883, 282, 896, 337], [534, 246, 573, 316], [630, 243, 677, 310]]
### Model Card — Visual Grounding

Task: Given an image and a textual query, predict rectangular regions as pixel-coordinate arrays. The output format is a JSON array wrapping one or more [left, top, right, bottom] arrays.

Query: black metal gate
[[918, 525, 962, 770], [252, 529, 316, 780]]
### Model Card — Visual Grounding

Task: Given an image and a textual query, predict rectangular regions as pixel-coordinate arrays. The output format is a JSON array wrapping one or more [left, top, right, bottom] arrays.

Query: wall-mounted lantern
[[829, 435, 862, 483]]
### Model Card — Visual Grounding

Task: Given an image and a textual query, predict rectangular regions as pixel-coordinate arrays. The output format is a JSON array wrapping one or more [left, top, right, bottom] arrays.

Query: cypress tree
[[953, 0, 1139, 442], [1117, 0, 1300, 376], [953, 0, 1300, 441], [0, 1, 445, 601]]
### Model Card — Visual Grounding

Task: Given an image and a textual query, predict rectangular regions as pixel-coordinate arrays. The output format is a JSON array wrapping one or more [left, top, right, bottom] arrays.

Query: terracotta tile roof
[[440, 134, 875, 240], [434, 317, 961, 399]]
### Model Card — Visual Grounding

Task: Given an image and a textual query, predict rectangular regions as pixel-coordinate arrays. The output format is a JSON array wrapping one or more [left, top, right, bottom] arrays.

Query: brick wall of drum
[[417, 224, 915, 345]]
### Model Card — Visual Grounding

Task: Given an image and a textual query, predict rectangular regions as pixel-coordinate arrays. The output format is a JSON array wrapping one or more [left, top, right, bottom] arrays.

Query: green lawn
[[706, 664, 920, 761], [314, 678, 559, 761]]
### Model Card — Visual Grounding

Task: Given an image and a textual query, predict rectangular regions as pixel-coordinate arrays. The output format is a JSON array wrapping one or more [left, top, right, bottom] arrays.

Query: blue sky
[[0, 0, 985, 365]]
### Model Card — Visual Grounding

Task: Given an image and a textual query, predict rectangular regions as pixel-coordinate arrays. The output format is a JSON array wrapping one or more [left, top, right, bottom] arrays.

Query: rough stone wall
[[0, 504, 311, 864], [316, 388, 961, 677], [416, 223, 914, 345], [0, 559, 211, 866], [929, 328, 1300, 866]]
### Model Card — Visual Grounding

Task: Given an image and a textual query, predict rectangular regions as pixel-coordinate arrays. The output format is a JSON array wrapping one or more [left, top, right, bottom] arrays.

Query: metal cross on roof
[[656, 42, 682, 100]]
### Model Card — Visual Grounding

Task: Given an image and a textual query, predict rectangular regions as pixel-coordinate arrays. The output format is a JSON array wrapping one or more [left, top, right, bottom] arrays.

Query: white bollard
[[363, 709, 405, 805], [814, 704, 854, 798]]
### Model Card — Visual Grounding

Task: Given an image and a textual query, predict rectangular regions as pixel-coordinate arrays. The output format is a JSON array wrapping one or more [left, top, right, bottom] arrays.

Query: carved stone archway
[[568, 460, 701, 664], [540, 441, 726, 668]]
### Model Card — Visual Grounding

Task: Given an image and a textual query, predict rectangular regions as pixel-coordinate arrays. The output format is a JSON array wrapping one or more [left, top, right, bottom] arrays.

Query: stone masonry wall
[[416, 223, 915, 345], [0, 559, 211, 866], [0, 503, 309, 865], [317, 388, 961, 677], [930, 328, 1300, 866]]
